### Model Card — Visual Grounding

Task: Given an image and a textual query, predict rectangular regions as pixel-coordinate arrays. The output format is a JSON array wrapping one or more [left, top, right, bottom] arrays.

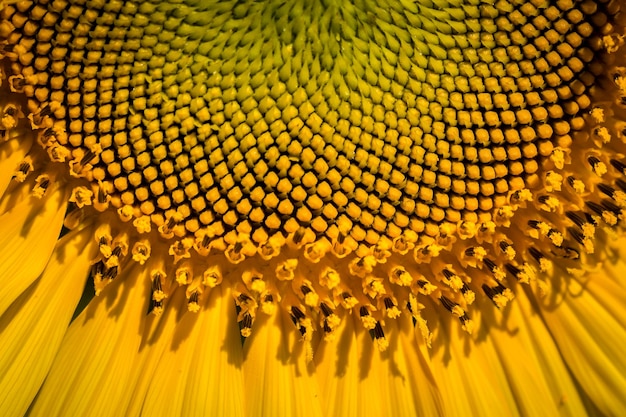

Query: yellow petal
[[315, 314, 443, 417], [425, 303, 520, 417], [0, 225, 96, 416], [243, 307, 323, 417], [0, 186, 67, 317], [487, 290, 587, 416], [136, 285, 245, 417], [27, 261, 151, 417], [0, 136, 32, 199], [534, 260, 626, 416]]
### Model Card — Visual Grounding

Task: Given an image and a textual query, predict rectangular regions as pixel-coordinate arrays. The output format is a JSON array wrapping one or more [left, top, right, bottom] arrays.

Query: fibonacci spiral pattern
[[1, 0, 625, 348]]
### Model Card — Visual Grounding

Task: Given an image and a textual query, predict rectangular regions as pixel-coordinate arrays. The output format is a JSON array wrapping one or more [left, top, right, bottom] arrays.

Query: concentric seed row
[[0, 0, 609, 254]]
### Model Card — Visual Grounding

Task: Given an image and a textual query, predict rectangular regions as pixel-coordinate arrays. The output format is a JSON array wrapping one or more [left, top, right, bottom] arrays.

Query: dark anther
[[616, 178, 626, 192], [482, 284, 498, 300], [529, 246, 545, 262], [91, 260, 105, 277], [300, 285, 312, 296], [528, 220, 540, 229], [151, 276, 162, 292], [359, 306, 369, 317], [264, 294, 273, 303], [566, 211, 586, 227], [17, 161, 30, 174], [237, 293, 251, 303], [37, 177, 50, 191], [585, 201, 605, 215], [601, 199, 621, 214], [323, 321, 332, 333], [372, 322, 385, 340], [417, 279, 429, 288], [587, 156, 601, 167], [383, 298, 395, 309], [439, 296, 456, 312], [97, 187, 108, 204], [465, 247, 475, 256], [293, 228, 305, 245], [320, 303, 333, 317], [442, 269, 455, 279], [483, 258, 497, 272], [568, 227, 585, 245], [291, 306, 306, 320], [610, 158, 626, 175], [505, 263, 521, 279], [567, 176, 578, 187], [241, 312, 253, 331], [151, 299, 163, 312], [79, 149, 96, 166], [111, 246, 123, 257], [597, 183, 615, 198], [104, 266, 118, 280], [499, 241, 511, 252]]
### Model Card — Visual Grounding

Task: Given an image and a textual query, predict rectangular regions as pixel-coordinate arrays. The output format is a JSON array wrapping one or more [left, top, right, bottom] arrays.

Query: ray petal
[[0, 186, 67, 317], [242, 307, 323, 417], [485, 291, 588, 417], [27, 261, 151, 417], [315, 314, 444, 417], [136, 285, 245, 417], [533, 257, 626, 416], [425, 304, 521, 417], [0, 225, 96, 416]]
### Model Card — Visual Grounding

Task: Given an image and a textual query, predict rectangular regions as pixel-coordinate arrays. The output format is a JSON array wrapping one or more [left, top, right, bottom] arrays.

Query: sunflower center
[[1, 0, 622, 349], [0, 0, 600, 253]]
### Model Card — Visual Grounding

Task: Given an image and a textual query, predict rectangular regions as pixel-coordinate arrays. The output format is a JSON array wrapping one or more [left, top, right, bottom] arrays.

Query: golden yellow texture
[[0, 0, 626, 416]]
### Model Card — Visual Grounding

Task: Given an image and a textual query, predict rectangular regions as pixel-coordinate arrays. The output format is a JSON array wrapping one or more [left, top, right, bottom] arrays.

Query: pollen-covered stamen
[[370, 321, 388, 352], [298, 283, 319, 308], [588, 155, 608, 176], [289, 305, 313, 340], [13, 156, 33, 182], [586, 200, 621, 226], [151, 272, 166, 302], [527, 219, 565, 247], [388, 266, 413, 287], [359, 306, 378, 330], [441, 268, 466, 292], [482, 258, 507, 282], [187, 291, 201, 313], [91, 259, 119, 296], [32, 173, 50, 198], [69, 186, 93, 208], [567, 175, 587, 194], [234, 291, 257, 338], [202, 265, 222, 288], [499, 240, 517, 260], [481, 281, 514, 309], [528, 246, 553, 273], [382, 297, 401, 319], [131, 239, 151, 265], [239, 311, 253, 339], [439, 295, 474, 334]]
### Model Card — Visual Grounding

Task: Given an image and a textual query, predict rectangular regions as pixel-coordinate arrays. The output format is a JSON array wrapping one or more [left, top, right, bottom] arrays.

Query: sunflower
[[1, 0, 625, 415]]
